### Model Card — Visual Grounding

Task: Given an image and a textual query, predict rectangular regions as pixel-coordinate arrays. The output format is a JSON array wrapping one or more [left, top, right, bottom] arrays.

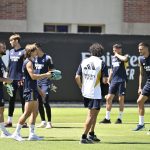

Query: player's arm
[[75, 64, 82, 89], [107, 68, 113, 84], [115, 53, 128, 62], [101, 61, 108, 84], [47, 55, 55, 71], [26, 61, 51, 80], [0, 77, 12, 84], [138, 61, 143, 94]]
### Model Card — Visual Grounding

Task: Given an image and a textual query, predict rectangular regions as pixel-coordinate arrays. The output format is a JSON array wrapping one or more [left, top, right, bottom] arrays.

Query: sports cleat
[[37, 122, 47, 128], [80, 138, 94, 144], [5, 122, 12, 127], [1, 131, 12, 138], [11, 133, 24, 141], [45, 122, 52, 129], [99, 118, 111, 124], [147, 131, 150, 135], [88, 135, 101, 142], [22, 122, 28, 128], [28, 134, 43, 141], [133, 124, 145, 131], [115, 118, 122, 124]]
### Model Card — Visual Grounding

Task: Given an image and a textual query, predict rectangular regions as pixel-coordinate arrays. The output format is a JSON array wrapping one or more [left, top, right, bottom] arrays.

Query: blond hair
[[25, 44, 37, 58]]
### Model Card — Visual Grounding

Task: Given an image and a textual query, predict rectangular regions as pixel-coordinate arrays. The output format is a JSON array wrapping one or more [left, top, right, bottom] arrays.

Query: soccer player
[[0, 42, 13, 137], [11, 44, 51, 141], [100, 44, 128, 124], [75, 43, 108, 144], [5, 34, 27, 128], [34, 43, 54, 129], [133, 42, 150, 131]]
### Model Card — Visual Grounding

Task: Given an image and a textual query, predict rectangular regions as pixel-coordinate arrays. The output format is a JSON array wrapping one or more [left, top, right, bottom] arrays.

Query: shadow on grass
[[123, 122, 150, 125], [53, 126, 82, 129], [103, 141, 150, 144]]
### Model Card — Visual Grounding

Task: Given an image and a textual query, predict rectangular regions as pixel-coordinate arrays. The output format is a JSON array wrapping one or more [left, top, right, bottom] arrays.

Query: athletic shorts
[[109, 81, 126, 96], [142, 81, 150, 97], [83, 97, 101, 110], [0, 90, 4, 107], [23, 89, 38, 102], [38, 84, 50, 95]]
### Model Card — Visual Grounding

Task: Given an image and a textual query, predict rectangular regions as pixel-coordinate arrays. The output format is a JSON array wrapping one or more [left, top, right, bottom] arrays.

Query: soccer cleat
[[5, 122, 12, 127], [133, 124, 145, 131], [28, 134, 43, 141], [99, 118, 111, 124], [147, 131, 150, 135], [37, 122, 47, 128], [45, 122, 52, 129], [88, 135, 101, 142], [22, 122, 28, 128], [11, 133, 24, 141], [115, 118, 122, 124], [1, 131, 12, 138], [80, 138, 94, 144]]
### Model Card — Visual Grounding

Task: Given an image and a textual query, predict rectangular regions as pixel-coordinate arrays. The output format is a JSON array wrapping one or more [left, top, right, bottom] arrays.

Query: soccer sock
[[29, 124, 35, 136], [89, 131, 94, 136], [105, 111, 110, 120], [0, 122, 7, 133], [7, 116, 12, 123], [139, 116, 144, 125], [42, 121, 46, 124], [15, 123, 22, 134], [118, 111, 123, 120]]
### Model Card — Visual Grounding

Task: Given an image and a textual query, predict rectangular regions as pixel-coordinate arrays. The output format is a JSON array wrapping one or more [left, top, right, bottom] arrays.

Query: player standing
[[75, 43, 108, 144], [133, 42, 150, 131], [100, 44, 128, 124]]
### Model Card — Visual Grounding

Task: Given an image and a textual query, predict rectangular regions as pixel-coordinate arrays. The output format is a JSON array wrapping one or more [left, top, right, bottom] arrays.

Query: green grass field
[[1, 107, 150, 150]]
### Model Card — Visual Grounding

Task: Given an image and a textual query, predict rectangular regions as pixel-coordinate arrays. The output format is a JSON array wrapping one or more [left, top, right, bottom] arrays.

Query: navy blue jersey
[[35, 54, 54, 85], [111, 56, 127, 83], [22, 58, 37, 91], [140, 55, 150, 81], [0, 58, 6, 90], [8, 48, 25, 80]]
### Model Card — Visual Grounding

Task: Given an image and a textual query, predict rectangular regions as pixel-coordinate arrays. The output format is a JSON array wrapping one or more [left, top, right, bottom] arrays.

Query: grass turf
[[1, 107, 150, 150]]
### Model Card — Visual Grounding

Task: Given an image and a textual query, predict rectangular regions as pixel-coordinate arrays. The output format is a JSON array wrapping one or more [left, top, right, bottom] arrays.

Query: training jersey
[[76, 56, 108, 99], [8, 48, 25, 80], [139, 55, 150, 82], [111, 55, 128, 83], [0, 58, 6, 90], [34, 54, 54, 85], [22, 58, 37, 91]]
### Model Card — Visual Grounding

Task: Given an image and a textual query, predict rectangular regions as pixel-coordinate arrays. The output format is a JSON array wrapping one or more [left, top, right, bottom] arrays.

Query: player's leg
[[115, 82, 126, 124], [37, 94, 46, 128], [5, 81, 17, 127]]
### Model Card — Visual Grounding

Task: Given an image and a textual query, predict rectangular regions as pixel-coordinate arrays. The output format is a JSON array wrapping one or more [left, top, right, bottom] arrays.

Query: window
[[78, 25, 103, 34], [44, 24, 69, 33]]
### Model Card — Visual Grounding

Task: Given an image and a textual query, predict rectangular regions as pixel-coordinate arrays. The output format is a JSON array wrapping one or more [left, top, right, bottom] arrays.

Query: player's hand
[[18, 80, 24, 86], [138, 88, 142, 95], [4, 78, 13, 84], [45, 71, 51, 78]]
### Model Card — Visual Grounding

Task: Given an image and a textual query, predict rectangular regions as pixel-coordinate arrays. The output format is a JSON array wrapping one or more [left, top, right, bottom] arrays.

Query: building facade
[[0, 0, 150, 34]]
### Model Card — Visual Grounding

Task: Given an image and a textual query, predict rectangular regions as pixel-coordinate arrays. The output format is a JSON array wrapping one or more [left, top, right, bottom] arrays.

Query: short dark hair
[[113, 43, 122, 49], [89, 43, 104, 57], [138, 42, 150, 50], [9, 34, 21, 43]]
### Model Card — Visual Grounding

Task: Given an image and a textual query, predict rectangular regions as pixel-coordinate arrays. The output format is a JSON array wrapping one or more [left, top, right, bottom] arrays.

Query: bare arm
[[108, 68, 113, 84], [0, 77, 12, 84], [115, 53, 128, 62], [26, 61, 51, 80], [75, 75, 82, 89], [138, 62, 143, 94]]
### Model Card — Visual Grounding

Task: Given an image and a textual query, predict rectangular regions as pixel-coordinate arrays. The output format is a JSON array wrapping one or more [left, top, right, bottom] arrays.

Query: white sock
[[7, 116, 12, 123], [29, 124, 35, 136], [0, 122, 7, 133], [118, 111, 123, 120], [139, 116, 144, 125], [14, 123, 22, 135], [105, 111, 110, 120], [42, 121, 46, 124]]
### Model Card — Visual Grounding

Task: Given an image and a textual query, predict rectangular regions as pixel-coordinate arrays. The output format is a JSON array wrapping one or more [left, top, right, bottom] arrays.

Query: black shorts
[[0, 90, 4, 107], [142, 81, 150, 97], [23, 89, 38, 102], [83, 97, 101, 110], [109, 81, 126, 96]]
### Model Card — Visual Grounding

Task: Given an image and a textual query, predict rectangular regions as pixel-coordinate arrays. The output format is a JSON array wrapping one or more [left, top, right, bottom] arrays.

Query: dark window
[[90, 26, 102, 33], [78, 26, 89, 33], [56, 25, 68, 32], [78, 25, 103, 33]]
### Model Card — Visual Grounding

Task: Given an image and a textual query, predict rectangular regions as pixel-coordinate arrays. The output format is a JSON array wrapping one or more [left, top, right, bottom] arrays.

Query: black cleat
[[115, 118, 122, 124], [22, 122, 28, 128], [99, 118, 111, 124], [88, 135, 100, 142], [80, 138, 94, 144]]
